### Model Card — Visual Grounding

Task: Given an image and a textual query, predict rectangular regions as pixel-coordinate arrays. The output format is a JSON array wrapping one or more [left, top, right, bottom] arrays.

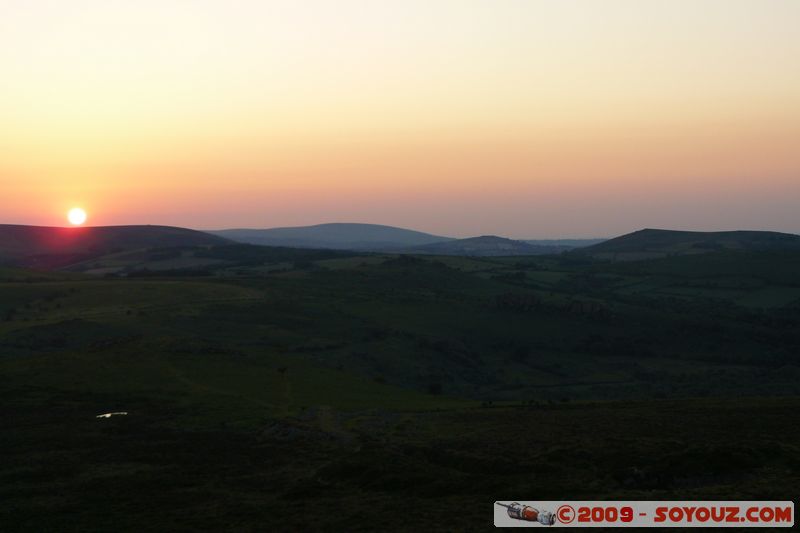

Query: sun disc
[[68, 208, 87, 226]]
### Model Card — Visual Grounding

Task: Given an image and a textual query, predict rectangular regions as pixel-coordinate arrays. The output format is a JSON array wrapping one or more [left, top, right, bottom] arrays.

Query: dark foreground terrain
[[1, 241, 799, 530], [3, 396, 797, 531]]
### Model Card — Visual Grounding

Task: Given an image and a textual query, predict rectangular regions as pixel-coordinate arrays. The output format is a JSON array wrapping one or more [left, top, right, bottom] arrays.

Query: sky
[[1, 0, 798, 238]]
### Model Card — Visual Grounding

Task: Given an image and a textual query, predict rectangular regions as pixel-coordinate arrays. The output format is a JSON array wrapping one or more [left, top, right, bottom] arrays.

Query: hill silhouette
[[523, 238, 606, 249], [402, 235, 558, 256], [0, 225, 230, 269], [212, 223, 452, 250], [580, 228, 800, 260]]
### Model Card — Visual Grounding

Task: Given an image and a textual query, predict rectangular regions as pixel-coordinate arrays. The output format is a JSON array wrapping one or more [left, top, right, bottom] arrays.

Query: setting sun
[[67, 208, 87, 226]]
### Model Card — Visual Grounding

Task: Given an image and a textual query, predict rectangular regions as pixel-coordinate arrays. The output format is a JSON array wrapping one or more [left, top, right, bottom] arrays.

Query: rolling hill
[[211, 223, 452, 251], [400, 235, 560, 256], [0, 225, 230, 269], [523, 238, 606, 249], [579, 228, 800, 260]]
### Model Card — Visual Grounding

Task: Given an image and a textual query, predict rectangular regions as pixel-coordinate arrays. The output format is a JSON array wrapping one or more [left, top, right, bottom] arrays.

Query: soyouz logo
[[494, 501, 794, 527], [495, 502, 556, 526]]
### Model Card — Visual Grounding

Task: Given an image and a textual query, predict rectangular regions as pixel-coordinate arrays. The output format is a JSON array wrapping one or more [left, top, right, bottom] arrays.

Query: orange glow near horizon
[[1, 1, 799, 237]]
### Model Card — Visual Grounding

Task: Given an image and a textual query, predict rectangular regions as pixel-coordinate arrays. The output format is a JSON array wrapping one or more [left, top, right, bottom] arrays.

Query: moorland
[[1, 225, 799, 531]]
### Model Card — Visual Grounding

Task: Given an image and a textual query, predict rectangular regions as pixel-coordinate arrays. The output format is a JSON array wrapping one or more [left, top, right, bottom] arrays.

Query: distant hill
[[211, 223, 452, 251], [523, 238, 606, 249], [0, 225, 230, 269], [580, 228, 800, 260], [401, 235, 561, 256]]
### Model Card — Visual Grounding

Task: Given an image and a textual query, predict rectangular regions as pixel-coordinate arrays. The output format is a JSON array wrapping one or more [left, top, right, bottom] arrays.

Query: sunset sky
[[1, 0, 798, 238]]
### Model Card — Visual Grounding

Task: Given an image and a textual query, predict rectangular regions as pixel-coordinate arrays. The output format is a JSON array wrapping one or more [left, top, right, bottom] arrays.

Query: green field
[[2, 246, 799, 530]]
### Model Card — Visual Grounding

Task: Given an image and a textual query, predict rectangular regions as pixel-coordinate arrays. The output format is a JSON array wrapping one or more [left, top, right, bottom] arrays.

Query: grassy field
[[1, 246, 799, 530], [2, 395, 797, 531]]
